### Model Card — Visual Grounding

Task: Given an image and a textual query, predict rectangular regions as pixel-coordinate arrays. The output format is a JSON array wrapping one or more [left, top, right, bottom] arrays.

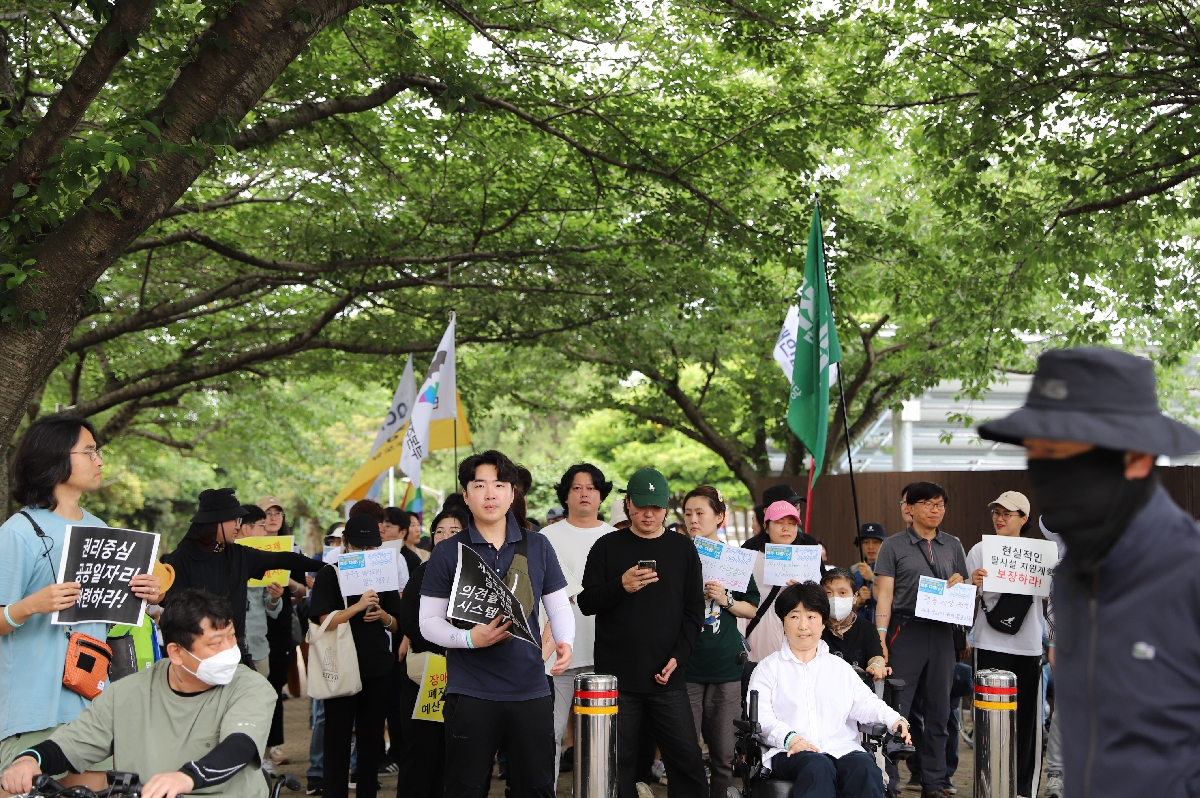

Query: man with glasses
[[873, 482, 967, 798]]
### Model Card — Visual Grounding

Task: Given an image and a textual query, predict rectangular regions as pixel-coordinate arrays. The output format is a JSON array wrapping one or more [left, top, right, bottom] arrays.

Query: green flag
[[787, 205, 842, 481]]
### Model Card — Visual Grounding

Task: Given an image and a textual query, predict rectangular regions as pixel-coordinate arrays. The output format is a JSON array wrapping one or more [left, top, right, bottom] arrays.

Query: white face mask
[[182, 645, 241, 686], [829, 596, 855, 622]]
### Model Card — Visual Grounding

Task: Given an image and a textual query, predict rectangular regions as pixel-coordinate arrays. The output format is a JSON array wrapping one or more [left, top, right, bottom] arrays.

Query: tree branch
[[0, 0, 157, 218]]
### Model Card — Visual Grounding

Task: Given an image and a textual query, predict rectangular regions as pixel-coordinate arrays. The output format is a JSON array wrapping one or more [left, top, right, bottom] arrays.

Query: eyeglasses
[[989, 508, 1022, 520], [71, 446, 103, 462], [265, 510, 284, 518], [912, 500, 946, 512]]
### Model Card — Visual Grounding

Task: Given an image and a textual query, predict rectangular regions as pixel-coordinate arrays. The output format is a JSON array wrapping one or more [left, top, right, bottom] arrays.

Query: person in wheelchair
[[747, 583, 910, 798]]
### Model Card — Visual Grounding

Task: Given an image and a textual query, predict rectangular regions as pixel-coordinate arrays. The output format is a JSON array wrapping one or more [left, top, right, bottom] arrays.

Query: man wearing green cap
[[579, 468, 707, 798]]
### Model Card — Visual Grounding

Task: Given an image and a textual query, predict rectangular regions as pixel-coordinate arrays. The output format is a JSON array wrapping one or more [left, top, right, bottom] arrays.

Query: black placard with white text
[[446, 543, 538, 648], [52, 525, 160, 627]]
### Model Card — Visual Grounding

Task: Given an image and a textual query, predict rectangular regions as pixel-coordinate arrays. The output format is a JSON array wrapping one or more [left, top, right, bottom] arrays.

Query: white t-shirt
[[541, 520, 614, 671], [965, 541, 1044, 656]]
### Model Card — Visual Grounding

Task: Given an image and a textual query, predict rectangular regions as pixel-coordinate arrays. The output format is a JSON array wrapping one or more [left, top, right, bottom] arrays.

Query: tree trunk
[[0, 0, 360, 455]]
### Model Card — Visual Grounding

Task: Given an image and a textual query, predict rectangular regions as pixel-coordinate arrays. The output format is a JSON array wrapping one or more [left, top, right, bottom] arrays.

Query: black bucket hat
[[978, 347, 1200, 457], [190, 488, 245, 524]]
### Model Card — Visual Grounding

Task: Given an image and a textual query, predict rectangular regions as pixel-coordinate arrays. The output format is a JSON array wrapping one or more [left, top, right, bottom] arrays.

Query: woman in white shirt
[[748, 582, 910, 798], [966, 491, 1044, 798]]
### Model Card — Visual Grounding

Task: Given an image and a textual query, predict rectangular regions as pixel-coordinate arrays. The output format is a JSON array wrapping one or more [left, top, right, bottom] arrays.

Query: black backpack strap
[[746, 585, 782, 638]]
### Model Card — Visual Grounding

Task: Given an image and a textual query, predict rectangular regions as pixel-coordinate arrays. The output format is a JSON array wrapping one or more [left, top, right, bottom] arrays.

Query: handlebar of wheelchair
[[748, 690, 758, 724]]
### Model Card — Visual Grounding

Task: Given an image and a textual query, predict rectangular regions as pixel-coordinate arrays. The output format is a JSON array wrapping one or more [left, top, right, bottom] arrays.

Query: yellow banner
[[413, 653, 448, 722], [236, 535, 294, 586], [330, 392, 472, 509]]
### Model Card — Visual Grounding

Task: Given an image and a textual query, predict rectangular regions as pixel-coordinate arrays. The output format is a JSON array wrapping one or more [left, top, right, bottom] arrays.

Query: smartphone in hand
[[637, 559, 657, 572]]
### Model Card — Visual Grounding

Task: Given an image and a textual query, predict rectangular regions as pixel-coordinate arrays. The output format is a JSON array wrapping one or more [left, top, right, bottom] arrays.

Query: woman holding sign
[[309, 514, 403, 798], [682, 486, 759, 798], [966, 491, 1045, 798], [743, 501, 815, 662]]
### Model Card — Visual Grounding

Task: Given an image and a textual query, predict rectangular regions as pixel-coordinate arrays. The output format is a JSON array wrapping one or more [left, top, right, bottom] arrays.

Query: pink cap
[[763, 500, 801, 522]]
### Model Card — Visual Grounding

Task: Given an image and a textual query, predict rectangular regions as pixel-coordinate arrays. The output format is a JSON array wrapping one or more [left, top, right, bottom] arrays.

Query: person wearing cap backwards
[[849, 523, 885, 624], [977, 347, 1200, 798], [579, 468, 708, 798], [871, 482, 968, 798], [417, 450, 576, 798], [160, 489, 321, 664], [309, 515, 403, 798], [962, 491, 1043, 798]]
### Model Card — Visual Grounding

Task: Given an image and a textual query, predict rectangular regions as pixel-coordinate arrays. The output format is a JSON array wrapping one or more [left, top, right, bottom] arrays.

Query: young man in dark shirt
[[820, 568, 886, 680], [579, 468, 707, 798]]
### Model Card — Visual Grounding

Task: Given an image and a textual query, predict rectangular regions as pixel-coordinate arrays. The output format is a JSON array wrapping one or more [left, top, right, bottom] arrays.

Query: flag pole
[[803, 457, 815, 535], [815, 196, 864, 564]]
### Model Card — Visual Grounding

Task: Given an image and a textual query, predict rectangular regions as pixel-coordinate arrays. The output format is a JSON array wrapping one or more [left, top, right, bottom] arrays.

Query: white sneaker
[[636, 782, 655, 798], [1045, 774, 1064, 798]]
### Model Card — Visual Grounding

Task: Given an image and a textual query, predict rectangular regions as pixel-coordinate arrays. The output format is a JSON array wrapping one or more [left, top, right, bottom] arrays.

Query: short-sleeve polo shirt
[[421, 513, 566, 701], [873, 528, 968, 615]]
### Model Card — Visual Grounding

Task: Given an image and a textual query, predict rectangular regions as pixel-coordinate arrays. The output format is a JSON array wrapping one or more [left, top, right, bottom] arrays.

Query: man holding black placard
[[578, 468, 707, 798], [418, 450, 576, 798]]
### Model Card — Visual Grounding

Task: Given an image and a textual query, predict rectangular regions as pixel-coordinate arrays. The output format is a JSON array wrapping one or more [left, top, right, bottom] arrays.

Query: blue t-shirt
[[0, 507, 109, 740], [421, 514, 567, 701]]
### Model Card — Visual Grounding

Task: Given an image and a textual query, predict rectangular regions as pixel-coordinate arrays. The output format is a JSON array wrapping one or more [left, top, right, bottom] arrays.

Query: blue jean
[[309, 700, 326, 778], [768, 751, 883, 798]]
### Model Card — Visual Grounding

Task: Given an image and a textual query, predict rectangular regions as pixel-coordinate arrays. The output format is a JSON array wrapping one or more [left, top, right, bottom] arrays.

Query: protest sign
[[412, 653, 448, 722], [694, 538, 758, 592], [762, 544, 822, 586], [337, 548, 400, 597], [381, 540, 412, 590], [446, 543, 538, 648], [322, 545, 342, 565], [914, 576, 976, 625], [237, 535, 294, 586], [53, 526, 160, 626], [981, 535, 1058, 597]]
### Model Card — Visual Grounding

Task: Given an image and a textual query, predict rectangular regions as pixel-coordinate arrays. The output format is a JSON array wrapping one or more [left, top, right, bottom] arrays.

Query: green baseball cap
[[623, 467, 669, 508]]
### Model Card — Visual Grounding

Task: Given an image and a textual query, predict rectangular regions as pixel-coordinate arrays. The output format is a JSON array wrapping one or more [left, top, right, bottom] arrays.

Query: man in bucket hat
[[978, 347, 1200, 798]]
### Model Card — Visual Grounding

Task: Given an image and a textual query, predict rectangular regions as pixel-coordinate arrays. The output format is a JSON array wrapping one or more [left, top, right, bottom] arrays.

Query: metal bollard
[[574, 673, 618, 798], [973, 669, 1017, 798]]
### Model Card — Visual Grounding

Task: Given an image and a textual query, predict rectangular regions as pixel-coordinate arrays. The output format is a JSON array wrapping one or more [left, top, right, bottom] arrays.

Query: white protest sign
[[337, 548, 400, 597], [981, 535, 1058, 597], [914, 576, 976, 625], [762, 543, 822, 586], [694, 538, 758, 592]]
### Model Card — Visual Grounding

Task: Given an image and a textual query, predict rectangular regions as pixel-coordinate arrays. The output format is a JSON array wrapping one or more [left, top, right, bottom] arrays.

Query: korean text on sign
[[446, 543, 538, 647], [694, 538, 758, 592], [412, 654, 448, 722], [237, 535, 294, 586], [762, 543, 821, 586], [914, 576, 976, 626], [980, 535, 1058, 597], [337, 548, 400, 597], [53, 525, 160, 627]]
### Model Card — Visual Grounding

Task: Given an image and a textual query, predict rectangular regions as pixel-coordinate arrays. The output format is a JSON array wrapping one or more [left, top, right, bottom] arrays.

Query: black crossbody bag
[[982, 593, 1033, 635]]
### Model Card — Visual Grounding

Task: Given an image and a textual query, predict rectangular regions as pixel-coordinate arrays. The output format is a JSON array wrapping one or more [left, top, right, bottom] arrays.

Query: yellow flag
[[330, 392, 472, 509]]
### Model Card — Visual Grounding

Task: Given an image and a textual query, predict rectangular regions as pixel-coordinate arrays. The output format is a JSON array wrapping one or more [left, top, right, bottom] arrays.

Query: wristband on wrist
[[877, 627, 887, 633], [1047, 642, 1056, 648], [465, 629, 475, 649], [783, 732, 797, 749], [17, 749, 40, 767], [4, 604, 23, 628]]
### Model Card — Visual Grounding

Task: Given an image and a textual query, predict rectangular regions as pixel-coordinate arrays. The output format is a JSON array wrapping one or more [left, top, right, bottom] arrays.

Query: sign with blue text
[[914, 576, 975, 625], [762, 544, 822, 586], [337, 548, 400, 597]]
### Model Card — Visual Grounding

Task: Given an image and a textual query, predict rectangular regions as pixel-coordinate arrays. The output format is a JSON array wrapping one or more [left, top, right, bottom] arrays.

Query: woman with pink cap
[[743, 500, 816, 661]]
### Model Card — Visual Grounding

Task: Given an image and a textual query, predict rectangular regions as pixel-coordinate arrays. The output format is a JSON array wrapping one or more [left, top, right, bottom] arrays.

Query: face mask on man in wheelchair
[[729, 583, 915, 798]]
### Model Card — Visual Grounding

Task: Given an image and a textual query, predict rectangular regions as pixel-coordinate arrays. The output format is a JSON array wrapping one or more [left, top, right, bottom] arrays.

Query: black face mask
[[1026, 447, 1157, 578]]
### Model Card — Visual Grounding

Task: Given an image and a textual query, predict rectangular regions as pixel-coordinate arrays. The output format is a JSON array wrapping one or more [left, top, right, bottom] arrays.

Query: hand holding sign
[[53, 525, 161, 626], [694, 538, 758, 592], [914, 576, 976, 626], [981, 535, 1058, 596]]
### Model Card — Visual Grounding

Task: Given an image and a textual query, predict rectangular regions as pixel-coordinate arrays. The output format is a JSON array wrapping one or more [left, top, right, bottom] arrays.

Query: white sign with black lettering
[[337, 548, 400, 597], [981, 535, 1058, 597], [914, 576, 976, 626], [694, 538, 758, 592]]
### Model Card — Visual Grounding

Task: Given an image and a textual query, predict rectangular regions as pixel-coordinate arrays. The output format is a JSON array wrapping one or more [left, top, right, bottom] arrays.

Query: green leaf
[[11, 183, 28, 199]]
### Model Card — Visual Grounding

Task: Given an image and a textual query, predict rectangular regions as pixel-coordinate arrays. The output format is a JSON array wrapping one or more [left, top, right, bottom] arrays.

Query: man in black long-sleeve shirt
[[579, 468, 706, 798]]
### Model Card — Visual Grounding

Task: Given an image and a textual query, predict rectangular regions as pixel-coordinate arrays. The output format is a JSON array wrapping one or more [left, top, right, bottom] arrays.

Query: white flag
[[371, 355, 417, 454], [774, 306, 799, 385], [399, 315, 457, 489]]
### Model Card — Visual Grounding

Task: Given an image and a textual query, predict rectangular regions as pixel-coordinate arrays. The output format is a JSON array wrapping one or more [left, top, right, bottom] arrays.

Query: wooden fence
[[756, 467, 1200, 568]]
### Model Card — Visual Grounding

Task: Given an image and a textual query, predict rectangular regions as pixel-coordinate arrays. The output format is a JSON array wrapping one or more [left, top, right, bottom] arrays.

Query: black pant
[[976, 649, 1040, 796], [886, 619, 954, 791], [617, 690, 707, 798], [325, 675, 392, 798], [395, 676, 445, 798], [267, 648, 291, 748], [383, 658, 406, 758], [903, 680, 960, 784], [443, 693, 555, 798], [768, 751, 883, 798]]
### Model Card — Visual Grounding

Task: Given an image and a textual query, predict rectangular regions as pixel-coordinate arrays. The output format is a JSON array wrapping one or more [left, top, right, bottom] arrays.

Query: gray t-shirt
[[51, 659, 275, 798], [245, 587, 282, 662], [874, 528, 968, 616]]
